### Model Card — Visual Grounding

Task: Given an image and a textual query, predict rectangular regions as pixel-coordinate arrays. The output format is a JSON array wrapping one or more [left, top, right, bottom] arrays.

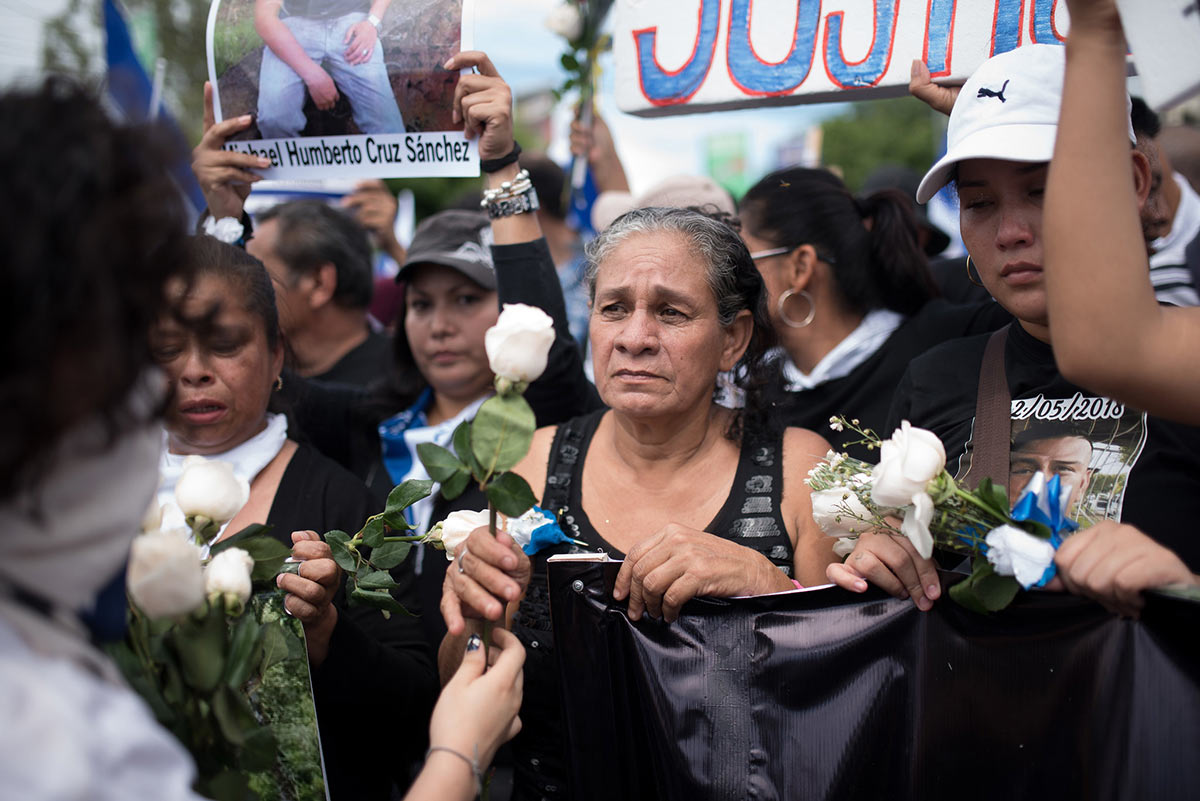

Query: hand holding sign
[[909, 59, 961, 117], [192, 81, 270, 220], [446, 51, 514, 162]]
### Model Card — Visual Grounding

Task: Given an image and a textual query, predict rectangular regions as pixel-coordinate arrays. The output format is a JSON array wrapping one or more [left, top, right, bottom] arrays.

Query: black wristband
[[480, 141, 522, 173]]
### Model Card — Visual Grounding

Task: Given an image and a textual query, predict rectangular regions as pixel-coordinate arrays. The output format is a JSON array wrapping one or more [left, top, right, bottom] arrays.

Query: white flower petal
[[985, 525, 1056, 588], [900, 492, 934, 559]]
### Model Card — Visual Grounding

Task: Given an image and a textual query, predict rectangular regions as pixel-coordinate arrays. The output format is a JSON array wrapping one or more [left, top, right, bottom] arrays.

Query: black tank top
[[508, 409, 794, 800]]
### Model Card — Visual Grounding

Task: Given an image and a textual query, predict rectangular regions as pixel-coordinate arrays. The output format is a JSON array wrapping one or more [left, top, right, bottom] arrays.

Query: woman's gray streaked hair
[[585, 206, 753, 327], [583, 206, 780, 441]]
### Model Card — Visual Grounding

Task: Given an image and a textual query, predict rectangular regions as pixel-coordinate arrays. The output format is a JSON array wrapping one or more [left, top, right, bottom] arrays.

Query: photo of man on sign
[[254, 0, 406, 138]]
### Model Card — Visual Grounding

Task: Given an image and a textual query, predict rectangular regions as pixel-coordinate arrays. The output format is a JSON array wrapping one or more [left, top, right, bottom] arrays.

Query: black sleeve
[[885, 364, 918, 435], [492, 238, 603, 425]]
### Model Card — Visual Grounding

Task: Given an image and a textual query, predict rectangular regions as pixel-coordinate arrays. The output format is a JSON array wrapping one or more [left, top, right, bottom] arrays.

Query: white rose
[[434, 509, 491, 561], [175, 455, 250, 526], [127, 530, 206, 619], [811, 487, 873, 537], [985, 524, 1057, 588], [544, 3, 583, 40], [900, 491, 935, 559], [870, 421, 947, 508], [204, 547, 255, 613], [140, 499, 165, 533], [485, 303, 555, 385]]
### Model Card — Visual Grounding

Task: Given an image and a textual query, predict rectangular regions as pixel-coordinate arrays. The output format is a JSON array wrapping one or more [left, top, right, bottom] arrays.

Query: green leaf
[[170, 603, 226, 693], [386, 478, 435, 515], [240, 726, 277, 771], [361, 516, 386, 549], [472, 393, 536, 478], [949, 560, 1021, 613], [1018, 519, 1054, 541], [326, 531, 360, 574], [201, 769, 249, 801], [441, 468, 471, 500], [486, 471, 538, 518], [452, 419, 485, 480], [357, 569, 398, 591], [208, 523, 273, 556], [370, 539, 411, 570], [211, 683, 256, 745], [257, 622, 293, 673], [418, 442, 464, 483], [349, 586, 415, 618], [973, 478, 1011, 519], [561, 52, 580, 72], [231, 535, 293, 582], [222, 612, 261, 688]]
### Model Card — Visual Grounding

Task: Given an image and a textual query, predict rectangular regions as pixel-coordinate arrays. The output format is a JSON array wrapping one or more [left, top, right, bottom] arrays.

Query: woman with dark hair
[[439, 206, 837, 801], [0, 77, 201, 799], [827, 42, 1200, 615], [150, 234, 438, 800], [739, 167, 1010, 457]]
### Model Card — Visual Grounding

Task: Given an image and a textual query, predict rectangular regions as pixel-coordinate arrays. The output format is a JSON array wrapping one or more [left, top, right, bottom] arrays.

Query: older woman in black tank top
[[437, 208, 838, 800]]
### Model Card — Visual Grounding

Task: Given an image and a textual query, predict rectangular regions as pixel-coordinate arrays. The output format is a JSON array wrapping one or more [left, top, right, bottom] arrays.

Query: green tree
[[820, 96, 943, 192]]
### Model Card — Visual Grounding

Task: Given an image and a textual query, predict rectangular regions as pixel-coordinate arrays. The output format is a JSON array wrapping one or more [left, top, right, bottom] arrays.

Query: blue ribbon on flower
[[509, 506, 584, 556], [1007, 472, 1079, 587]]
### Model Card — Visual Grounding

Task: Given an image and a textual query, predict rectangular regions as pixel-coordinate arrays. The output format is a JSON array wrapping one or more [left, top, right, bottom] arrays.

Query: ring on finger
[[362, 48, 369, 56], [457, 544, 469, 574]]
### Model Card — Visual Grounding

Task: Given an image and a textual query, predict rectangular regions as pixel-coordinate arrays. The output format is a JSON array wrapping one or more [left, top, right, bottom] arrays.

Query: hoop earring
[[965, 255, 984, 287], [778, 289, 815, 328], [275, 375, 284, 391]]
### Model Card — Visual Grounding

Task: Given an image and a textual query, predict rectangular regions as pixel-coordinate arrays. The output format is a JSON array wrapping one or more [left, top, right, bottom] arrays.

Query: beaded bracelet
[[426, 745, 483, 798]]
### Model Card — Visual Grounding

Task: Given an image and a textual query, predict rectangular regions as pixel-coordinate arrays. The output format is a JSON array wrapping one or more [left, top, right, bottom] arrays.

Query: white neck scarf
[[157, 413, 289, 539], [780, 309, 906, 391]]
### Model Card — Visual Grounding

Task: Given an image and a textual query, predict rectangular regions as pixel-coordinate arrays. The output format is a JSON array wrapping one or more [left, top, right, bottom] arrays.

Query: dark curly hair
[[0, 78, 191, 500], [584, 206, 780, 441]]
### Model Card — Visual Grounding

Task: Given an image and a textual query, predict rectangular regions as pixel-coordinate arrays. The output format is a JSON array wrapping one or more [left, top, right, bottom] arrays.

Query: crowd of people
[[1, 0, 1198, 798]]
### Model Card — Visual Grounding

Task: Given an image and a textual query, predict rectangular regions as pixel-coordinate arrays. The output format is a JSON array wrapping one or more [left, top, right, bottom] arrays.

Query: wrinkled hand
[[826, 527, 942, 611], [444, 51, 513, 162], [909, 59, 960, 116], [343, 20, 379, 65], [303, 66, 340, 110], [613, 524, 793, 622], [441, 524, 531, 635], [428, 627, 525, 770], [1053, 521, 1197, 617], [278, 530, 341, 665], [193, 82, 270, 220]]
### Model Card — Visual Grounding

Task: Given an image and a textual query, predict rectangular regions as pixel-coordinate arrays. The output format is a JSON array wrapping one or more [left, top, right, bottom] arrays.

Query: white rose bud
[[204, 548, 256, 614], [485, 303, 555, 387], [127, 530, 206, 619], [985, 524, 1057, 588], [175, 455, 250, 532], [900, 491, 935, 560], [544, 3, 583, 41], [434, 509, 491, 561], [810, 487, 873, 537], [870, 421, 947, 508]]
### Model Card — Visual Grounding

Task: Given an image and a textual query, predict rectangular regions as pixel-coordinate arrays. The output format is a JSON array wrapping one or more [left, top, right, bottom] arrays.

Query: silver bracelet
[[480, 168, 533, 203], [426, 745, 483, 797]]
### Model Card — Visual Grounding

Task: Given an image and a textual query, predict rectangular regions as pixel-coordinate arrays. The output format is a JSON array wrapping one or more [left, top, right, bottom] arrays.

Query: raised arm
[[254, 0, 339, 110], [1044, 0, 1200, 423]]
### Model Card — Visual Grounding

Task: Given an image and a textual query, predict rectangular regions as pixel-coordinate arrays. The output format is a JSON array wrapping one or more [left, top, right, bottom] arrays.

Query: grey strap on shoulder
[[962, 324, 1011, 491]]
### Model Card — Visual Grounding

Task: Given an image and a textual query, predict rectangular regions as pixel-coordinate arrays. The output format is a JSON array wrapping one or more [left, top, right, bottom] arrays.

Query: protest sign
[[1117, 0, 1200, 111], [206, 0, 477, 179], [613, 0, 1073, 116]]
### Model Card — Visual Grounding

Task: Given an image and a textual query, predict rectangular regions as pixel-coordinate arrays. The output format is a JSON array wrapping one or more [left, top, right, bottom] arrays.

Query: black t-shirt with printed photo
[[888, 322, 1200, 570]]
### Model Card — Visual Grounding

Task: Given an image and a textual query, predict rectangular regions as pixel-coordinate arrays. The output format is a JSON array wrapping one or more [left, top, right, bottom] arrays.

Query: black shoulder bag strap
[[962, 324, 1012, 491]]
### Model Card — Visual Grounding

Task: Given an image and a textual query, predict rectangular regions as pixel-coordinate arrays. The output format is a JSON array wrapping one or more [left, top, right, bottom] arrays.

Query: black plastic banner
[[549, 563, 1200, 801]]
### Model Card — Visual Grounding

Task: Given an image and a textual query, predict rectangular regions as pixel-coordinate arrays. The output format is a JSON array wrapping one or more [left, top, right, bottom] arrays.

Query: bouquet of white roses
[[808, 417, 1078, 612]]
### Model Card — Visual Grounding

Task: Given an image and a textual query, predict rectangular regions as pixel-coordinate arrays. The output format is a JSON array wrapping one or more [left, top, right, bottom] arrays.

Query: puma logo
[[977, 79, 1010, 103]]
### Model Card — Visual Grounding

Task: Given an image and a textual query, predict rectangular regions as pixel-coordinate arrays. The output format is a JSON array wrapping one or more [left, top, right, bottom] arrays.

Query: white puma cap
[[916, 44, 1135, 203]]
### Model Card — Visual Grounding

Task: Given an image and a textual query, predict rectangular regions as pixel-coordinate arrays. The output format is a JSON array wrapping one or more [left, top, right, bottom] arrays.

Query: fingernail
[[911, 59, 920, 76], [466, 634, 482, 652], [927, 584, 941, 599], [505, 585, 517, 601], [275, 574, 284, 587], [443, 58, 454, 69], [918, 597, 932, 611], [258, 157, 271, 165], [855, 581, 867, 592], [239, 114, 252, 123]]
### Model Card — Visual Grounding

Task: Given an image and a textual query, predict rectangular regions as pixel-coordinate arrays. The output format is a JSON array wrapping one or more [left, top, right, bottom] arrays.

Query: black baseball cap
[[396, 210, 496, 289]]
